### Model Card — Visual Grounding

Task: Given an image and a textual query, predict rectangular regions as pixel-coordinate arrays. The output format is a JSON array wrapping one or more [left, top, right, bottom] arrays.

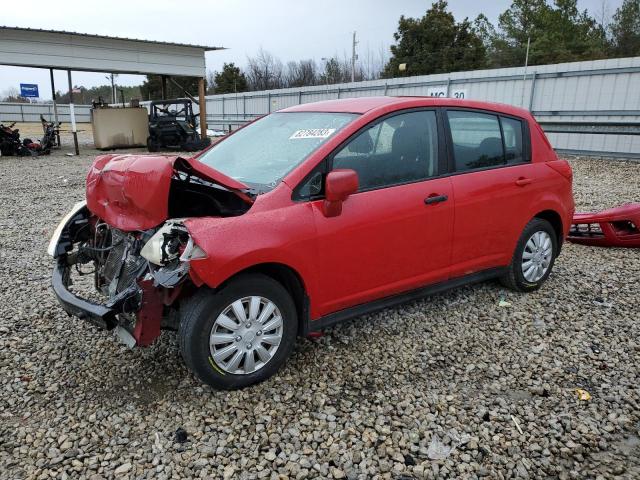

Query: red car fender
[[498, 196, 573, 265], [527, 194, 574, 237], [184, 188, 324, 318], [500, 163, 574, 260]]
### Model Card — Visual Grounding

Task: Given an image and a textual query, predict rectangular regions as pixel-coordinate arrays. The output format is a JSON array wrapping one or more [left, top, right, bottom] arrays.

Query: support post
[[520, 36, 531, 108], [67, 70, 79, 155], [528, 72, 537, 112], [49, 69, 61, 146], [161, 75, 168, 100], [351, 31, 357, 83], [198, 78, 207, 139]]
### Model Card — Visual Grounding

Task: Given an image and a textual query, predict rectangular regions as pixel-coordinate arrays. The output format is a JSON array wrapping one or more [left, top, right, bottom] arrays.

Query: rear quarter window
[[500, 116, 525, 164]]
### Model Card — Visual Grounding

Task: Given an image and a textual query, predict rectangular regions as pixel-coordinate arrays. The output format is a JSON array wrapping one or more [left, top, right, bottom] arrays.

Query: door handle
[[424, 194, 448, 205], [515, 177, 532, 187]]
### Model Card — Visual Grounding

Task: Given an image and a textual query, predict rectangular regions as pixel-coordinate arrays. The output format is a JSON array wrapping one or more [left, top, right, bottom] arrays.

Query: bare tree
[[1, 87, 28, 103], [360, 44, 390, 80], [206, 70, 216, 94], [285, 59, 319, 87], [246, 49, 284, 90], [234, 45, 389, 92], [597, 0, 612, 29], [596, 0, 612, 50], [319, 54, 360, 85]]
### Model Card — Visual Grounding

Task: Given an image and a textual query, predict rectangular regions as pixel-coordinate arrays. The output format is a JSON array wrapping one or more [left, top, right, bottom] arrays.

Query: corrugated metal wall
[[1, 56, 638, 156], [205, 56, 640, 157]]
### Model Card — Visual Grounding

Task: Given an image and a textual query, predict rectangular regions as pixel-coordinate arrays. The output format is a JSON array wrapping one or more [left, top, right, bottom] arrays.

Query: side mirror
[[322, 169, 359, 217]]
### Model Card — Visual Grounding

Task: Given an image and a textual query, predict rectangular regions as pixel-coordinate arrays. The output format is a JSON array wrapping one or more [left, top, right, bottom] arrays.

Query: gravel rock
[[1, 143, 639, 479], [114, 462, 132, 475]]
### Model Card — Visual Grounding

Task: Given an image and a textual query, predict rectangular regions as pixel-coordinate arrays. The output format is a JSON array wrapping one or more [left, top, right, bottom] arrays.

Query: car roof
[[280, 96, 530, 117]]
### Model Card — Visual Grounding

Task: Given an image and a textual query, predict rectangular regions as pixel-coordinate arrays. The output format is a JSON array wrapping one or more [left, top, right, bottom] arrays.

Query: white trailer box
[[91, 107, 148, 149]]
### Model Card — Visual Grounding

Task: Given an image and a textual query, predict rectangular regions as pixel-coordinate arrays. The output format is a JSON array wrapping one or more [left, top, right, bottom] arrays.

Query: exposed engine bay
[[50, 155, 254, 347], [54, 209, 198, 346]]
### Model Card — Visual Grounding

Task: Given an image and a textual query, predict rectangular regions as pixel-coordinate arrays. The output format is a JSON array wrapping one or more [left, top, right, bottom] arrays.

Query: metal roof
[[0, 26, 224, 51], [0, 26, 223, 76]]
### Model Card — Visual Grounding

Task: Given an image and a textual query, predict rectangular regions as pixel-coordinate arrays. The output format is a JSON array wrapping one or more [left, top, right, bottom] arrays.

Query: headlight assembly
[[140, 220, 206, 266], [140, 220, 207, 288]]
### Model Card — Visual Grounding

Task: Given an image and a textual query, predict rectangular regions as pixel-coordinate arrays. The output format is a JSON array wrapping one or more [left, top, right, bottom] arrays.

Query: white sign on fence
[[427, 86, 468, 99], [427, 86, 447, 97], [451, 89, 467, 99]]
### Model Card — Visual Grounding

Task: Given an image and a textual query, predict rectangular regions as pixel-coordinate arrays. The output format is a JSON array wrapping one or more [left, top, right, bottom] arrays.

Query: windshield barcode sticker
[[289, 128, 336, 140]]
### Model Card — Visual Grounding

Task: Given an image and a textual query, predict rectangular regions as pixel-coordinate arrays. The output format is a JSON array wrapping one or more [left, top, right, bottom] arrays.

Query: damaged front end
[[49, 154, 253, 347], [49, 207, 202, 346]]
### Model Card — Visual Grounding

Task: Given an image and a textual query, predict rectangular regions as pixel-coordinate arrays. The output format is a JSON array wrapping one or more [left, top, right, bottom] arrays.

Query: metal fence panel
[[0, 102, 92, 123], [200, 56, 640, 157], [2, 56, 639, 156]]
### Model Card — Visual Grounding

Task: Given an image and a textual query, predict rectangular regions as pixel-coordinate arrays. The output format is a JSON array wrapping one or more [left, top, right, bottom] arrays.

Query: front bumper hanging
[[52, 259, 140, 330], [49, 202, 186, 347], [567, 203, 640, 248]]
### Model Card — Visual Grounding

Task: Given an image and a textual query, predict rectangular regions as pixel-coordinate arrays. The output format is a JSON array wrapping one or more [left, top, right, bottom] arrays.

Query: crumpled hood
[[86, 154, 249, 231]]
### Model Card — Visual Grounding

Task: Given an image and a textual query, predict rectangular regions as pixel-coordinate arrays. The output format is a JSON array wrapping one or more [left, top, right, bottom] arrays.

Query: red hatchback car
[[49, 97, 574, 389]]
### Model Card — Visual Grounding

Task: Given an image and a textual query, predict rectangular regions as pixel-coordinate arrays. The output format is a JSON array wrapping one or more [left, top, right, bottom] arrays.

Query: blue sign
[[20, 84, 39, 98]]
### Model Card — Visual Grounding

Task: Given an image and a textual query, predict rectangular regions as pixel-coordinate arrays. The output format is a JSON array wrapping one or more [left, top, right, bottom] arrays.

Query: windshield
[[153, 102, 189, 121], [198, 112, 358, 189]]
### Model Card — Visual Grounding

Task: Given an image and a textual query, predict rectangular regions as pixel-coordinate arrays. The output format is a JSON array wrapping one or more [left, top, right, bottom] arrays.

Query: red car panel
[[86, 154, 250, 231], [568, 203, 640, 248], [449, 165, 534, 275], [309, 177, 454, 317], [80, 97, 574, 326]]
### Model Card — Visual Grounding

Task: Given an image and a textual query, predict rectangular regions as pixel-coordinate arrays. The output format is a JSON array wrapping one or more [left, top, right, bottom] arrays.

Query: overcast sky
[[0, 0, 621, 100]]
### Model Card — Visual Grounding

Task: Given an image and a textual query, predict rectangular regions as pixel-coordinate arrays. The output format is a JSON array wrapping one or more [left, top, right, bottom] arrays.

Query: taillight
[[547, 160, 573, 182]]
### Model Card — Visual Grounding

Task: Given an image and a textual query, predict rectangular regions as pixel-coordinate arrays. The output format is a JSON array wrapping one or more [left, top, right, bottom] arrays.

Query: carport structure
[[0, 26, 223, 153]]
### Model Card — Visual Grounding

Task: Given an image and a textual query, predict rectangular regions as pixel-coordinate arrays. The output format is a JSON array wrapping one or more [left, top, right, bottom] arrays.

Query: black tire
[[500, 218, 558, 292], [178, 274, 298, 389], [182, 138, 211, 152], [147, 136, 159, 152]]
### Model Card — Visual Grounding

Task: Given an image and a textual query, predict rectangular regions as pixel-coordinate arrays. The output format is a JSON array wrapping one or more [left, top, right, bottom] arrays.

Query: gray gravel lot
[[1, 138, 639, 479]]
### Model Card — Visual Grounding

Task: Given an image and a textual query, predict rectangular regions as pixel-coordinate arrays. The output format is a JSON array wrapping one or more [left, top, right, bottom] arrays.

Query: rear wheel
[[500, 218, 558, 292], [178, 274, 297, 389], [147, 136, 159, 152]]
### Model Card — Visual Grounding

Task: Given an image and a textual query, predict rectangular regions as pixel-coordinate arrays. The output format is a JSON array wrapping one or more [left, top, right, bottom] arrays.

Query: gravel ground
[[0, 136, 639, 479]]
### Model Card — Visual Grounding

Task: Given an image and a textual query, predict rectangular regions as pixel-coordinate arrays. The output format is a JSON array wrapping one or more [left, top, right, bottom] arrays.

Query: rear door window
[[447, 111, 504, 171], [500, 116, 525, 164]]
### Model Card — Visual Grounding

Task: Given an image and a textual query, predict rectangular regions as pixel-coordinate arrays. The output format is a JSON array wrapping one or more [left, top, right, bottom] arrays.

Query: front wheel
[[500, 218, 558, 292], [178, 274, 297, 389]]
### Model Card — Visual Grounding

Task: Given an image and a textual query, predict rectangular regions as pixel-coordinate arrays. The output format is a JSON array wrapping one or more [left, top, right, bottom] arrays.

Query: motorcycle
[[35, 115, 61, 154], [1, 116, 61, 157], [0, 121, 31, 156]]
